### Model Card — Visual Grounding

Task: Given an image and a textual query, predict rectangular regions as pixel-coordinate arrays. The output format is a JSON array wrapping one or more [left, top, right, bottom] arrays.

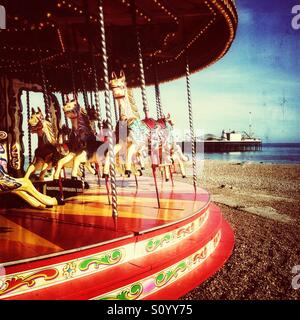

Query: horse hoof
[[141, 167, 145, 171], [137, 170, 142, 177], [182, 175, 186, 178], [56, 197, 65, 205], [125, 170, 131, 178], [166, 179, 169, 182]]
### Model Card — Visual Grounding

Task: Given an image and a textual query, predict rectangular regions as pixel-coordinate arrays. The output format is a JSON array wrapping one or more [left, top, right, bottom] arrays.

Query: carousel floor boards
[[0, 177, 234, 300]]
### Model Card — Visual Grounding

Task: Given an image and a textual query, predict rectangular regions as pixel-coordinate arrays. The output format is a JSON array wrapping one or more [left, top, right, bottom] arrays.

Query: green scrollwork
[[79, 249, 123, 272], [155, 261, 188, 287], [100, 283, 143, 300], [146, 233, 173, 252]]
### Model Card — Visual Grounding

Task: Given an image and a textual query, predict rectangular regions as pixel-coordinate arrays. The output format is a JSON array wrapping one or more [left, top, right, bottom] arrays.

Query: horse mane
[[49, 100, 59, 141], [42, 120, 57, 145], [77, 107, 94, 137], [127, 87, 141, 120]]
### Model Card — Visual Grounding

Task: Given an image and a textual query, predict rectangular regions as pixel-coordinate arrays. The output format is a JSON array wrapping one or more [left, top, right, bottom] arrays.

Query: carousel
[[0, 0, 238, 300]]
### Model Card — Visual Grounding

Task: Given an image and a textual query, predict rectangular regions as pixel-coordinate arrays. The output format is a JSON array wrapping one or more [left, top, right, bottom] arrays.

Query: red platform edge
[[1, 201, 234, 300], [144, 219, 234, 300]]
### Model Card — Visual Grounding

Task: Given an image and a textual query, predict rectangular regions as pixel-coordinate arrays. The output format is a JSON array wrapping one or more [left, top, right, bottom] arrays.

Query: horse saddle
[[0, 165, 22, 192], [142, 118, 158, 130], [156, 119, 167, 129]]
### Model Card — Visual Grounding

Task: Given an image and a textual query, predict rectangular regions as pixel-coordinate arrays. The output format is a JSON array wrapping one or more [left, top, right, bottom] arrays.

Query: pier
[[180, 141, 262, 153]]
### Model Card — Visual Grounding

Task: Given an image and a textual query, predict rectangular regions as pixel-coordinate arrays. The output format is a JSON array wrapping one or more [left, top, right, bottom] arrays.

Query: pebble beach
[[177, 160, 300, 300]]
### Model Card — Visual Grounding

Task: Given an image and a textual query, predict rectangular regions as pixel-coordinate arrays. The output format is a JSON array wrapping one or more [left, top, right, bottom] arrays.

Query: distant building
[[221, 130, 242, 142]]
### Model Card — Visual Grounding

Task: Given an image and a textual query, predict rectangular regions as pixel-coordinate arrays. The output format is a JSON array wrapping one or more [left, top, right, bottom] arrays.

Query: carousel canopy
[[0, 0, 238, 92]]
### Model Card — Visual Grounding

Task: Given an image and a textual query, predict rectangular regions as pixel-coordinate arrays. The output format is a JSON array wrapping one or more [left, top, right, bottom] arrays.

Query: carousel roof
[[0, 0, 238, 92]]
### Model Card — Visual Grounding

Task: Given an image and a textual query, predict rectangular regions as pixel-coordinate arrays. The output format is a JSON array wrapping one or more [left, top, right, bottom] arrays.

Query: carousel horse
[[53, 100, 104, 180], [25, 107, 60, 181], [104, 71, 187, 179], [0, 164, 58, 208], [103, 71, 159, 178], [86, 105, 100, 135], [157, 114, 188, 179]]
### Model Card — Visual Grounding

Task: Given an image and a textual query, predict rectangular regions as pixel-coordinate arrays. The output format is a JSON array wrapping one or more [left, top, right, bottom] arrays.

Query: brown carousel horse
[[25, 107, 61, 181], [53, 100, 105, 180], [86, 105, 100, 135]]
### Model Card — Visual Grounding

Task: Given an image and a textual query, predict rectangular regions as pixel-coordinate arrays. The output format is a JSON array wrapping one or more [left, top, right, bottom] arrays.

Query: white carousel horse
[[103, 71, 160, 177], [103, 71, 187, 179], [157, 114, 188, 178]]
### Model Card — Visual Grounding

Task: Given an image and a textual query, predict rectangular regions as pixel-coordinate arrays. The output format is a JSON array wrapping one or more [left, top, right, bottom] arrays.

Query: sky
[[142, 0, 300, 143], [22, 0, 300, 144]]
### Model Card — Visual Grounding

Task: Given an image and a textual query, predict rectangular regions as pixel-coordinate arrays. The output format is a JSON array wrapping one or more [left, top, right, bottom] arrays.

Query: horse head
[[86, 105, 99, 122], [160, 113, 174, 126], [63, 99, 79, 120], [28, 107, 44, 133], [165, 113, 174, 126], [110, 70, 126, 99]]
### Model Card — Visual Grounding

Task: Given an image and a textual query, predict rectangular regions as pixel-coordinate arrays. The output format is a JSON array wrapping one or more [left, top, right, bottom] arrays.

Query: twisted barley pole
[[69, 52, 77, 99], [136, 30, 149, 118], [185, 54, 197, 192], [130, 0, 160, 208], [131, 0, 149, 119], [61, 93, 69, 128], [40, 58, 51, 120], [91, 52, 103, 129], [81, 75, 90, 109], [154, 63, 163, 119], [98, 0, 118, 218], [26, 90, 32, 164]]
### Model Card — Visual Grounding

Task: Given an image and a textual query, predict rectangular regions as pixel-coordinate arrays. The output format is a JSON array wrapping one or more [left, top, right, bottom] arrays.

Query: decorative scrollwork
[[0, 269, 59, 296], [146, 234, 173, 253], [100, 283, 143, 300], [10, 144, 20, 170], [192, 247, 208, 264], [213, 231, 221, 248], [176, 223, 195, 238], [155, 261, 188, 287], [79, 249, 123, 272], [0, 131, 7, 140], [62, 262, 77, 279], [0, 165, 22, 192]]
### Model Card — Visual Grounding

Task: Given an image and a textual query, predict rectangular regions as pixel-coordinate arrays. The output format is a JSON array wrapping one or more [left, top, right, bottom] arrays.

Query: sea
[[201, 143, 300, 164], [22, 143, 300, 168]]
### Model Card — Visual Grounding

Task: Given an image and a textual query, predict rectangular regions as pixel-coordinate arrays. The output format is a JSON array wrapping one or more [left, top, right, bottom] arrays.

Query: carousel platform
[[0, 177, 234, 300]]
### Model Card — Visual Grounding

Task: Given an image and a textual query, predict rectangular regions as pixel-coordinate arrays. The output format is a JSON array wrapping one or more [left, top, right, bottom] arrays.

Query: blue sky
[[23, 0, 300, 144], [142, 0, 300, 143]]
